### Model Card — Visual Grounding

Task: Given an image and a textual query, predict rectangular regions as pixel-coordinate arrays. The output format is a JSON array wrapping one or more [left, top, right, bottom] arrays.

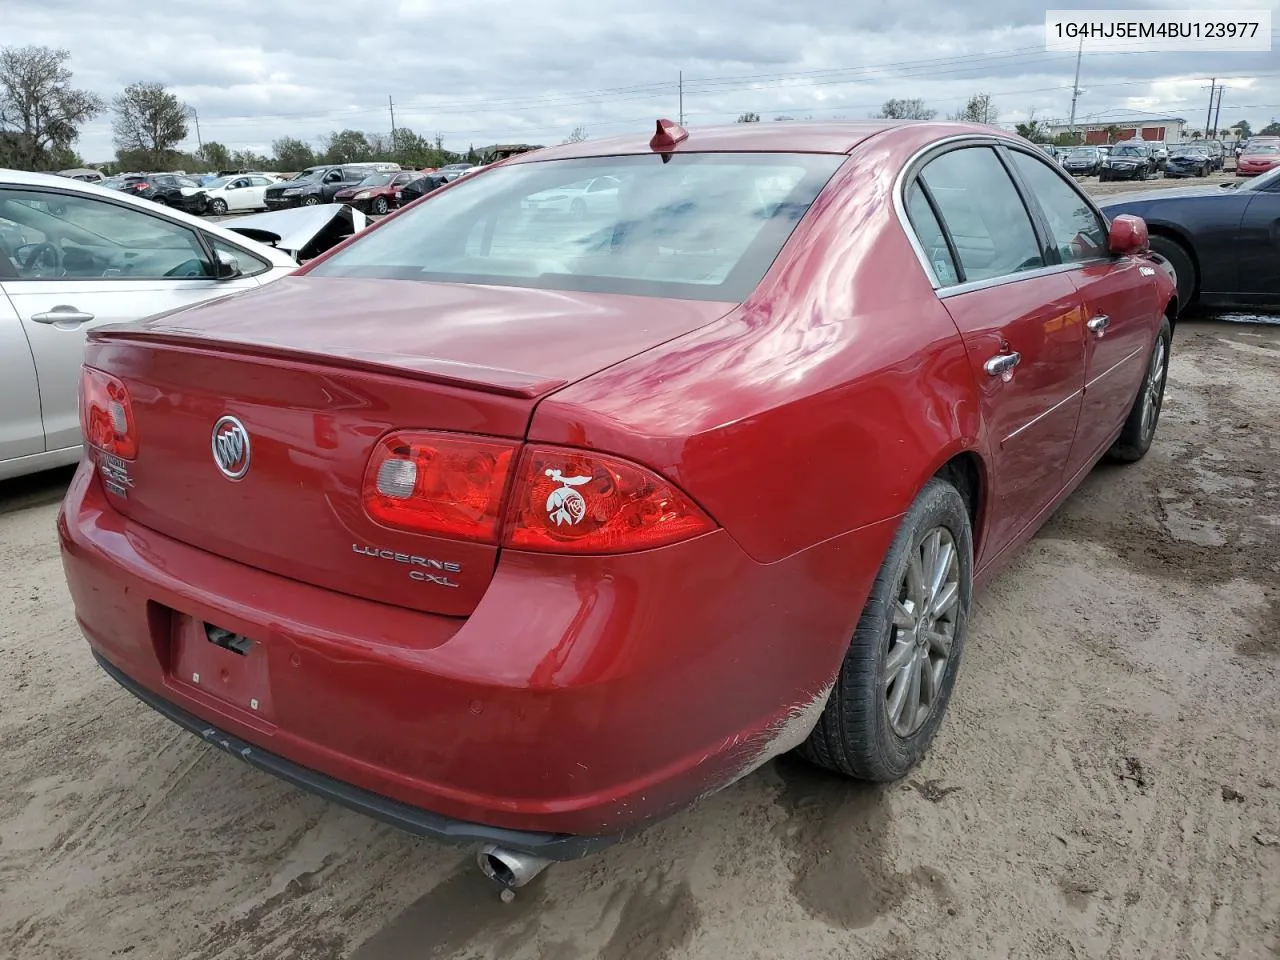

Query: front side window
[[0, 188, 211, 280], [1008, 151, 1108, 264], [309, 152, 845, 301], [917, 147, 1044, 283]]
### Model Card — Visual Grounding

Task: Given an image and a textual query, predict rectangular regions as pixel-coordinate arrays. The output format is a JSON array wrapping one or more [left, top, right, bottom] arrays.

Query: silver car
[[0, 169, 297, 481]]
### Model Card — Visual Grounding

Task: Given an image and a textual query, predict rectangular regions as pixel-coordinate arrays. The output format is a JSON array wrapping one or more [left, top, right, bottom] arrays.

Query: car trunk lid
[[85, 276, 733, 617]]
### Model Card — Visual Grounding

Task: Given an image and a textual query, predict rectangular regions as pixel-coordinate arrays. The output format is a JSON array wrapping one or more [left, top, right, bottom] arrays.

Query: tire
[[799, 477, 973, 781], [372, 197, 389, 215], [1148, 234, 1195, 313], [1107, 317, 1171, 463], [302, 195, 320, 206], [151, 196, 167, 206], [1099, 171, 1110, 182], [209, 198, 228, 215]]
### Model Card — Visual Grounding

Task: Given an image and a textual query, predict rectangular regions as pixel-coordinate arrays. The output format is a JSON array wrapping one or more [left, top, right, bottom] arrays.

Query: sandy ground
[[2, 316, 1278, 960]]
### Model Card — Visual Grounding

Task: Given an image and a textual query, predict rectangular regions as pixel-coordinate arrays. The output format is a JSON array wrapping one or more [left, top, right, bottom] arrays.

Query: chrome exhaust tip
[[477, 844, 553, 900]]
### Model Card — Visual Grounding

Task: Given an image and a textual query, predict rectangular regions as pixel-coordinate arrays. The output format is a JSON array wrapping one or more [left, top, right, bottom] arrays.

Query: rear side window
[[918, 147, 1044, 284], [1008, 151, 1108, 264], [310, 152, 845, 302], [904, 182, 959, 286]]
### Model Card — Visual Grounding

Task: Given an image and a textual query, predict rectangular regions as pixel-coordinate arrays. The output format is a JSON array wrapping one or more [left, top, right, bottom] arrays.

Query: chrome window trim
[[892, 133, 1117, 296]]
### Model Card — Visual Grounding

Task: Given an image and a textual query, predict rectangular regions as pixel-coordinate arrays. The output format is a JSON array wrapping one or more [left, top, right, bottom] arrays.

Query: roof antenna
[[650, 118, 688, 162]]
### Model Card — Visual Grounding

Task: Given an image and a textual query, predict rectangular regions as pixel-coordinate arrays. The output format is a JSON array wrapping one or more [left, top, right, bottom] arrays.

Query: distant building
[[1045, 116, 1188, 144]]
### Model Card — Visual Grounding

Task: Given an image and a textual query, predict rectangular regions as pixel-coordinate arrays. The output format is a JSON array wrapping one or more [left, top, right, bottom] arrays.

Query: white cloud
[[4, 0, 1278, 162]]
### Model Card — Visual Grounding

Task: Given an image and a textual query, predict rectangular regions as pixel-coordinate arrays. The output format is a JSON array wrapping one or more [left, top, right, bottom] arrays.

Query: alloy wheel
[[1141, 337, 1167, 441], [884, 527, 960, 737]]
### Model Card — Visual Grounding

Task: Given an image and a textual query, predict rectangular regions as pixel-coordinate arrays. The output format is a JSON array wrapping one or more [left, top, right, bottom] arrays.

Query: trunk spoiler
[[87, 327, 567, 399]]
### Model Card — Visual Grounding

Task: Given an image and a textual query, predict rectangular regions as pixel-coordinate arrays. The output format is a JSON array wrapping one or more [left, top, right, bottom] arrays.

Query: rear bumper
[[59, 461, 893, 841], [92, 649, 611, 858]]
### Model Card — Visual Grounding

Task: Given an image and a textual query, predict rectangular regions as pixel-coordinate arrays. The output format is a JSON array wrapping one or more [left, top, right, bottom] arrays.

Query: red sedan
[[332, 170, 422, 214], [60, 120, 1174, 891], [1236, 139, 1280, 176]]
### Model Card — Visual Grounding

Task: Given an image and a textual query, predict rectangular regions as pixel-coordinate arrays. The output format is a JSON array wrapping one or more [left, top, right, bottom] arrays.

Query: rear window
[[309, 152, 844, 301]]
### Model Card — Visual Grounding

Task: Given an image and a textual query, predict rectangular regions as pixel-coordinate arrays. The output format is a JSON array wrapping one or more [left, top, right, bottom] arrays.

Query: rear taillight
[[79, 366, 137, 459], [363, 432, 517, 542], [362, 434, 715, 553], [503, 446, 714, 554]]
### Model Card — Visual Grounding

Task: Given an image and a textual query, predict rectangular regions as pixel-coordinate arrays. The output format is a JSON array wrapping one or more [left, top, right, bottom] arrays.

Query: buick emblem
[[211, 416, 251, 480]]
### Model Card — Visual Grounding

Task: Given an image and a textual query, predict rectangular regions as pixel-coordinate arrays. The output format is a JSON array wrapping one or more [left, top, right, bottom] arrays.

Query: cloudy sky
[[6, 0, 1280, 162]]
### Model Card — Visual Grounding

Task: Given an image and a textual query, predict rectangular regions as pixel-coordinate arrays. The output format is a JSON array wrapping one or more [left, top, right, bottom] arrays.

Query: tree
[[272, 135, 314, 171], [112, 82, 188, 169], [563, 125, 587, 143], [1259, 122, 1280, 137], [1103, 124, 1122, 143], [952, 93, 998, 125], [0, 45, 104, 170], [737, 112, 761, 123], [1015, 111, 1049, 143], [876, 98, 935, 120], [1052, 131, 1083, 147], [229, 148, 268, 169], [1189, 130, 1203, 139], [322, 129, 372, 163], [1232, 119, 1252, 139], [201, 141, 231, 170]]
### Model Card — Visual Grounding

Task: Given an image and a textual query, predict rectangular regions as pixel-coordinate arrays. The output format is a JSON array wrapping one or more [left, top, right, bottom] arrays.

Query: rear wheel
[[1108, 318, 1171, 463], [1148, 234, 1195, 313], [800, 477, 972, 781]]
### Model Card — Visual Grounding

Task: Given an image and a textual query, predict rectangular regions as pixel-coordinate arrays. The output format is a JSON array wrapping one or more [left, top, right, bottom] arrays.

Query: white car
[[0, 168, 297, 481], [521, 175, 621, 216], [200, 174, 282, 215]]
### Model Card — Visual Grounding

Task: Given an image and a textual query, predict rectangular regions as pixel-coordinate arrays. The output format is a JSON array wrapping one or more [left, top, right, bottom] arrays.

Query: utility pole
[[389, 95, 397, 147], [188, 107, 203, 158], [1204, 78, 1216, 136], [1211, 85, 1225, 137], [678, 71, 684, 126], [1067, 37, 1084, 138]]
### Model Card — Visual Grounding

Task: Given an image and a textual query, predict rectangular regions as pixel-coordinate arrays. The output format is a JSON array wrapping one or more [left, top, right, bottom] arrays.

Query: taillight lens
[[363, 432, 517, 542], [79, 366, 137, 459], [504, 446, 715, 554]]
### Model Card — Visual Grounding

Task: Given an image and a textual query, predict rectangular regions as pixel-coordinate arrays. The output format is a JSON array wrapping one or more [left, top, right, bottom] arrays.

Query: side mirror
[[214, 249, 242, 280], [1107, 214, 1149, 255]]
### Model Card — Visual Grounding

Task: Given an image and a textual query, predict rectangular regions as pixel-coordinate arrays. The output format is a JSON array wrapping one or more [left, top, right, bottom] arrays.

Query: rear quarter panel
[[530, 134, 987, 566]]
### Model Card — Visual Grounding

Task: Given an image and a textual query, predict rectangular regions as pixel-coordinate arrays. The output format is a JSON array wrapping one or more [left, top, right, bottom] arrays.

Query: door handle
[[30, 306, 95, 325], [1087, 314, 1111, 336], [984, 352, 1021, 378]]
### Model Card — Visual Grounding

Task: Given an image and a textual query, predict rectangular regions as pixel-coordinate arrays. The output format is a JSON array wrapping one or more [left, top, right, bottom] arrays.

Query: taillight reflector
[[363, 432, 517, 542], [79, 366, 137, 459], [503, 446, 714, 554]]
